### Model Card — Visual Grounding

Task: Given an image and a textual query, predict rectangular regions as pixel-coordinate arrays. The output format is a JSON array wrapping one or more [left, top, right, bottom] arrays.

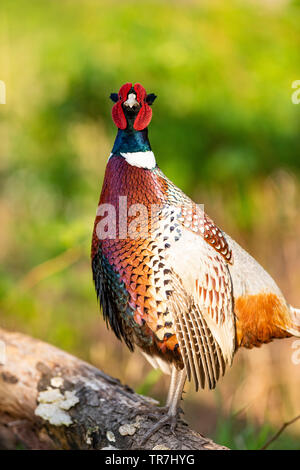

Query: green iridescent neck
[[111, 127, 151, 154]]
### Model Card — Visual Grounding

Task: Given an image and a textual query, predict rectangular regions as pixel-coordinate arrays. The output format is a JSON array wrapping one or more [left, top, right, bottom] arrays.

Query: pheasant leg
[[139, 367, 187, 446]]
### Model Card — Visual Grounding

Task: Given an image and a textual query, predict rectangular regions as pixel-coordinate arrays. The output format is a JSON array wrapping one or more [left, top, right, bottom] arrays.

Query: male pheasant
[[91, 82, 300, 440]]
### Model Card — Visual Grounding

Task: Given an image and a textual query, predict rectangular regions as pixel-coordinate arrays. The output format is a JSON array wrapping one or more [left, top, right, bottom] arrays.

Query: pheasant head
[[110, 82, 157, 131]]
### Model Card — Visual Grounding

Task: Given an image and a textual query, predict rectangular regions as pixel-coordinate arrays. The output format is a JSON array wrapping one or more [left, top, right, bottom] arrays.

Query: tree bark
[[0, 328, 227, 450]]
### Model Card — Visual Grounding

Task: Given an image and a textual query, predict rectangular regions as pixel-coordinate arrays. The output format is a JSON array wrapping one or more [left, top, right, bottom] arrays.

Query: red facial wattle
[[111, 82, 132, 130], [111, 82, 152, 131], [132, 83, 152, 131]]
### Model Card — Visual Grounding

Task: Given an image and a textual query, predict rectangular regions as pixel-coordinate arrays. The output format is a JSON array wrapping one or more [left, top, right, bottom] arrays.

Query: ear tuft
[[110, 93, 119, 103], [146, 93, 157, 105]]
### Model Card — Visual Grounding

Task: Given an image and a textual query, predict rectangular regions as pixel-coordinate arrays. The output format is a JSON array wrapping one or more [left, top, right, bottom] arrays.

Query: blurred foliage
[[0, 0, 300, 449], [214, 413, 300, 450]]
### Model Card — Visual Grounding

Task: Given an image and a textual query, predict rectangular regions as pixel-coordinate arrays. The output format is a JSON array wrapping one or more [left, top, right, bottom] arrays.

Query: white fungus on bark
[[106, 430, 116, 442], [101, 445, 119, 450], [118, 423, 137, 436], [152, 444, 171, 450], [35, 386, 79, 426], [118, 416, 142, 436], [50, 376, 64, 388]]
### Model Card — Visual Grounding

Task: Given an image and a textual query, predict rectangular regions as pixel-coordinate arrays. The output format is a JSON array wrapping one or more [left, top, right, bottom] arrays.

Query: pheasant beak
[[123, 93, 139, 110]]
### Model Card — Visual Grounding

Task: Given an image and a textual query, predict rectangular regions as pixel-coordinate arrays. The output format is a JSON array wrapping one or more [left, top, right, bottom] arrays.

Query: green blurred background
[[0, 0, 300, 449]]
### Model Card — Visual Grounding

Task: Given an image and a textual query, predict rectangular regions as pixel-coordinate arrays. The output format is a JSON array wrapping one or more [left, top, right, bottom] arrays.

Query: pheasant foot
[[139, 408, 186, 446]]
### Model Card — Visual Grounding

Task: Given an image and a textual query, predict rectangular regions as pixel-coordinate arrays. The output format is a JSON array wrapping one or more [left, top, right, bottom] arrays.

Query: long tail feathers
[[287, 306, 300, 337]]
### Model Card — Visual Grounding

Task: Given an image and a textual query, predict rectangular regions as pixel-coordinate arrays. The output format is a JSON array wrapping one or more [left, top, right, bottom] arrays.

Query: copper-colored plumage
[[91, 82, 300, 442], [235, 293, 292, 348]]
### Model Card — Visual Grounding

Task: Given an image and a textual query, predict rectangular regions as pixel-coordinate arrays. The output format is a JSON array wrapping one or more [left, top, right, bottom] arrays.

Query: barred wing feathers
[[167, 227, 236, 390]]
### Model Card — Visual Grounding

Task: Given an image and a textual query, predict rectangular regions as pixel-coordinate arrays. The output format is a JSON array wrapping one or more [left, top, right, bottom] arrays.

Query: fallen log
[[0, 327, 227, 450]]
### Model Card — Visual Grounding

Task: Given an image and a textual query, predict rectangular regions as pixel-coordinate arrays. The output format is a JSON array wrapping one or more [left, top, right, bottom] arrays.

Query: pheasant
[[91, 82, 300, 441]]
